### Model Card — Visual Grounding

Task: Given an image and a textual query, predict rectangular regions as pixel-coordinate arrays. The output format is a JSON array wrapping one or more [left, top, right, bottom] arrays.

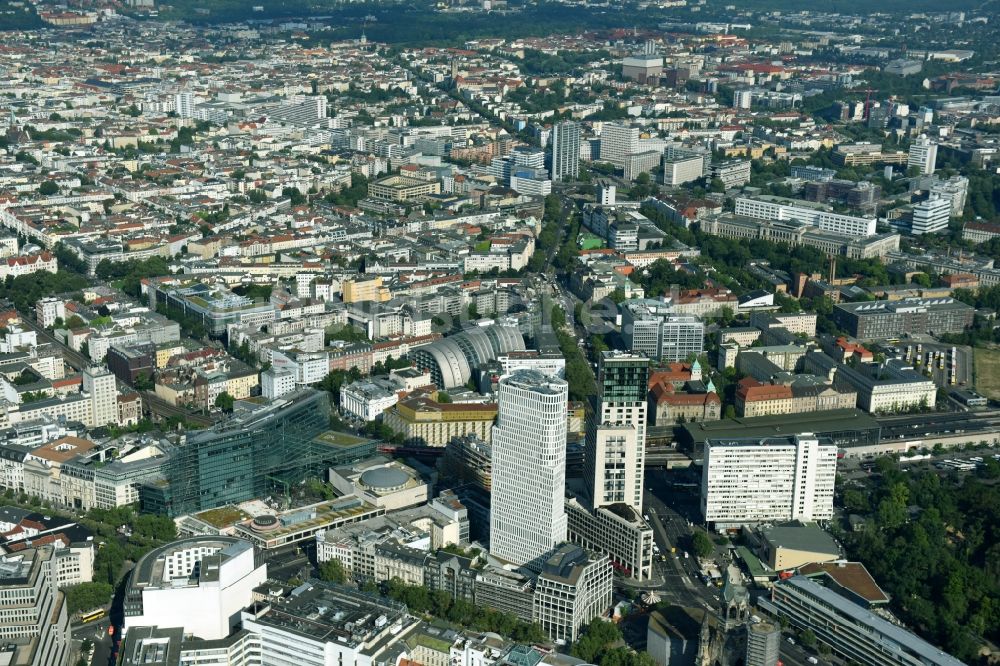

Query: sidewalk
[[617, 571, 667, 589]]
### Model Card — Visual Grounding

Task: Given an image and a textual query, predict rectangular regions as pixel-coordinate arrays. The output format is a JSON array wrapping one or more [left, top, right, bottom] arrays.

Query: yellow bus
[[79, 609, 105, 624]]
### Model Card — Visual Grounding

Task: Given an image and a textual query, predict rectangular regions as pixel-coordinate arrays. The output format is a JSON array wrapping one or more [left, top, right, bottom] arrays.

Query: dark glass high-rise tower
[[585, 351, 650, 510]]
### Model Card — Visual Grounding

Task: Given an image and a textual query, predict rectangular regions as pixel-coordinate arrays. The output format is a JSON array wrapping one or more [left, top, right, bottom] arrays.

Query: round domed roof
[[251, 514, 279, 532], [360, 466, 410, 491]]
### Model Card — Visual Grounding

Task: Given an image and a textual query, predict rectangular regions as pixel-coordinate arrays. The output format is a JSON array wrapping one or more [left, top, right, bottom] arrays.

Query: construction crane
[[857, 88, 877, 120], [266, 475, 292, 509]]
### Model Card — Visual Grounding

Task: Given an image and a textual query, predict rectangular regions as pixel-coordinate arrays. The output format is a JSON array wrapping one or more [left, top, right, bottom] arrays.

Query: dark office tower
[[585, 351, 650, 511]]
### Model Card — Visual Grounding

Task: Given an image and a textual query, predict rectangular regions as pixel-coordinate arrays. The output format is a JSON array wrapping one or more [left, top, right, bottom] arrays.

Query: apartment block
[[701, 434, 837, 530], [701, 215, 900, 260], [710, 160, 751, 189], [662, 155, 704, 186], [599, 123, 640, 166], [368, 175, 441, 202], [734, 197, 877, 237]]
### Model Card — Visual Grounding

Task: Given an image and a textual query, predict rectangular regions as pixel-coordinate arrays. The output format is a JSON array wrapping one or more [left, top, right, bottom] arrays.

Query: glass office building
[[141, 390, 337, 516]]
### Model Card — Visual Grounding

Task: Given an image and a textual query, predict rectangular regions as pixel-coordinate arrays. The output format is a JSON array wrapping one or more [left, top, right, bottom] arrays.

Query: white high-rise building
[[273, 95, 329, 125], [490, 370, 568, 568], [598, 184, 616, 205], [910, 196, 951, 235], [550, 121, 581, 181], [908, 134, 938, 175], [701, 434, 837, 529], [599, 123, 640, 166], [36, 298, 66, 329], [175, 92, 195, 119], [261, 366, 296, 399], [510, 147, 546, 170], [663, 155, 705, 186], [83, 366, 117, 428], [733, 89, 754, 109]]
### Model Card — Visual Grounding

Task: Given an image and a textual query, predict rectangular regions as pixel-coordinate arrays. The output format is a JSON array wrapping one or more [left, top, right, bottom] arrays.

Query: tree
[[318, 559, 348, 584], [691, 529, 715, 558], [133, 513, 177, 541], [564, 356, 596, 402], [64, 582, 114, 613], [690, 529, 714, 559], [214, 392, 235, 413], [875, 482, 909, 530], [842, 488, 870, 514], [590, 334, 609, 356], [551, 305, 566, 330], [383, 577, 544, 640], [92, 538, 124, 585], [325, 324, 367, 344], [38, 180, 59, 196], [228, 338, 257, 367], [133, 372, 154, 391], [571, 617, 623, 663], [282, 187, 306, 206], [799, 627, 818, 649], [96, 256, 171, 299]]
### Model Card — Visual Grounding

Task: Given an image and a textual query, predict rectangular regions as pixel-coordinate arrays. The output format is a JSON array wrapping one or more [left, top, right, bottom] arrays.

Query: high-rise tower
[[598, 123, 639, 166], [490, 370, 568, 568], [908, 134, 938, 175], [83, 366, 117, 428], [585, 351, 650, 511], [550, 121, 581, 181]]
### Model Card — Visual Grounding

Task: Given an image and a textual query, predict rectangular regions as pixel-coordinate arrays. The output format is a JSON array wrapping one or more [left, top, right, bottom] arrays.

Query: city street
[[642, 468, 844, 666], [72, 618, 113, 666], [642, 468, 720, 613]]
